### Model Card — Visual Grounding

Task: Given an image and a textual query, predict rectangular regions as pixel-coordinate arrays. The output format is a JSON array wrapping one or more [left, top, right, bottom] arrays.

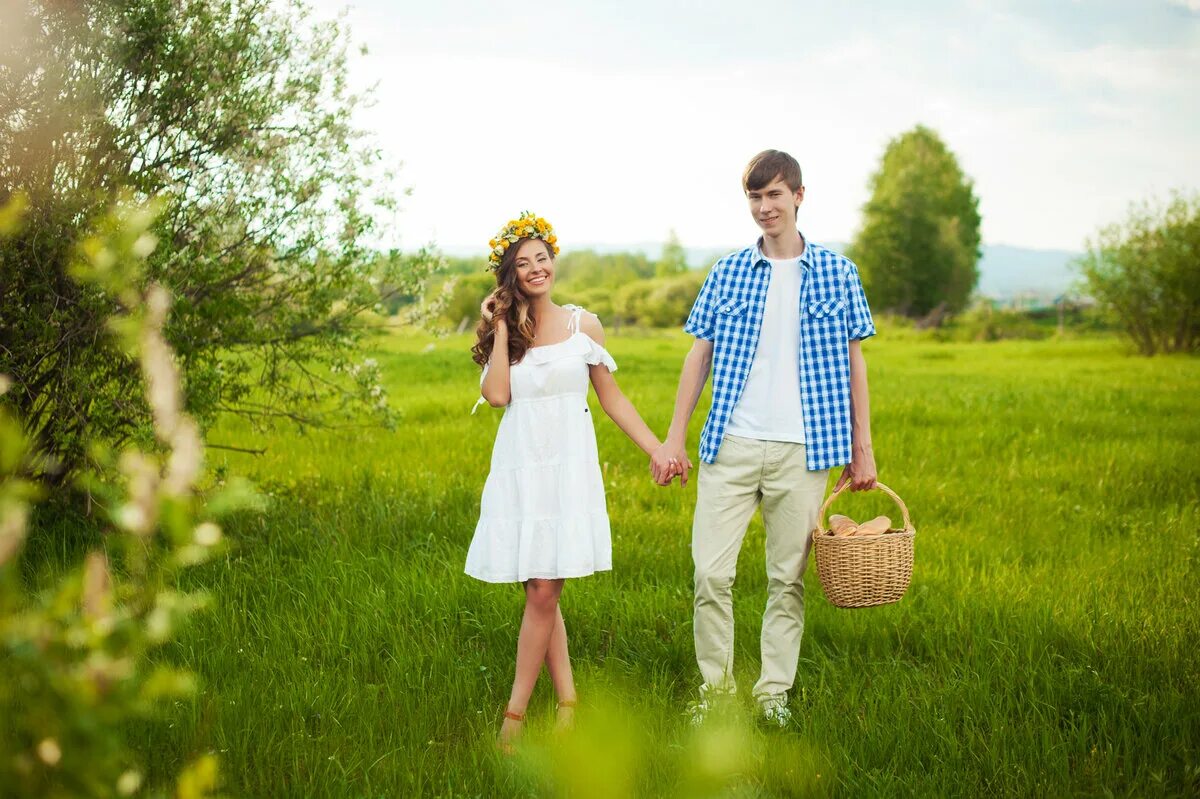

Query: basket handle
[[816, 481, 914, 534]]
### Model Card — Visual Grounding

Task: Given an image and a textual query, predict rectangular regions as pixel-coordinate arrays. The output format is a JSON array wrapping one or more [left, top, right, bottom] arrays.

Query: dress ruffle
[[582, 336, 617, 373], [520, 332, 617, 373], [478, 332, 616, 381], [465, 513, 613, 583]]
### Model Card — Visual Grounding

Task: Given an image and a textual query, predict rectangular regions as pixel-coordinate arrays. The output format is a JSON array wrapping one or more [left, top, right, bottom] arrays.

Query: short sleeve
[[583, 337, 618, 373], [845, 260, 876, 341], [683, 266, 719, 340]]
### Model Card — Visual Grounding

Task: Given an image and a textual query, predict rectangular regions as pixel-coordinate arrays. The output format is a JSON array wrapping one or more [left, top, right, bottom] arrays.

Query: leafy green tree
[[848, 126, 981, 316], [637, 271, 707, 327], [560, 286, 614, 324], [555, 249, 654, 290], [376, 249, 460, 316], [1077, 191, 1200, 355], [612, 281, 649, 328], [440, 272, 496, 329], [655, 230, 688, 277], [0, 0, 438, 482], [441, 255, 491, 277]]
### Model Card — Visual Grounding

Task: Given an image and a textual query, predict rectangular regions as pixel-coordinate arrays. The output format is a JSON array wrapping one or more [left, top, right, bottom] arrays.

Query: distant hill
[[973, 245, 1081, 299], [606, 241, 1083, 301], [441, 240, 1083, 301]]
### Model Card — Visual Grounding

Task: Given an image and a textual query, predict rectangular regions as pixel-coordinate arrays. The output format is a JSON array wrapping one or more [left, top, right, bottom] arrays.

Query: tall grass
[[113, 331, 1200, 796]]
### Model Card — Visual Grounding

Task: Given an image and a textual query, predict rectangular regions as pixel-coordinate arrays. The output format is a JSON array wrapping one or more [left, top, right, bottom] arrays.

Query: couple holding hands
[[465, 150, 878, 752]]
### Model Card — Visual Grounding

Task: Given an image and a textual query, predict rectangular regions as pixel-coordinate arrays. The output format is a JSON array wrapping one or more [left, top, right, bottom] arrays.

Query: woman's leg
[[544, 606, 575, 701], [499, 578, 564, 745], [544, 606, 577, 730]]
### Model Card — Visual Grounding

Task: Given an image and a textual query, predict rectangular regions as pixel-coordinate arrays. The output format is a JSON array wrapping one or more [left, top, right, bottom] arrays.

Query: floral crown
[[487, 211, 559, 271]]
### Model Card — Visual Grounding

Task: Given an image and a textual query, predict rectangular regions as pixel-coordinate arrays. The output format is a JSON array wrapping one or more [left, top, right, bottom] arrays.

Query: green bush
[[1, 196, 259, 798], [554, 249, 655, 290], [560, 287, 615, 324], [940, 302, 1053, 342], [1077, 191, 1200, 354], [437, 272, 496, 330], [636, 271, 707, 328]]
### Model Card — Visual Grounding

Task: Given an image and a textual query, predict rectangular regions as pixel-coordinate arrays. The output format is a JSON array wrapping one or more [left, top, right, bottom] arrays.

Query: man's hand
[[651, 440, 693, 486], [834, 445, 877, 492]]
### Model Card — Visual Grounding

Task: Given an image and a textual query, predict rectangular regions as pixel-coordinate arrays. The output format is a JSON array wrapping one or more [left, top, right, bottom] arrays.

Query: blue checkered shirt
[[683, 234, 876, 471]]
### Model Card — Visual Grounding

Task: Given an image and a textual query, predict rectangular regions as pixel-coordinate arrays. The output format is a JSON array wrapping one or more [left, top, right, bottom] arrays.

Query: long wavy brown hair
[[470, 238, 554, 368]]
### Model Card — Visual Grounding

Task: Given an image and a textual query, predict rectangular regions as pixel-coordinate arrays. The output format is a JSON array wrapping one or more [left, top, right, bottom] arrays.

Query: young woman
[[466, 212, 675, 752]]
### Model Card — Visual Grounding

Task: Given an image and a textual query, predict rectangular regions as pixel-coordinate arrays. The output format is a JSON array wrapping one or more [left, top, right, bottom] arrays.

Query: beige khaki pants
[[693, 435, 828, 704]]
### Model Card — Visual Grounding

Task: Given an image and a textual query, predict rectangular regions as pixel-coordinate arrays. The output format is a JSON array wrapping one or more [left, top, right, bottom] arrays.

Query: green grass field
[[122, 330, 1198, 797]]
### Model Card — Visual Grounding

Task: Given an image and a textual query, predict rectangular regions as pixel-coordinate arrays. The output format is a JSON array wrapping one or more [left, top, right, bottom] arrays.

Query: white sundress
[[465, 305, 617, 583]]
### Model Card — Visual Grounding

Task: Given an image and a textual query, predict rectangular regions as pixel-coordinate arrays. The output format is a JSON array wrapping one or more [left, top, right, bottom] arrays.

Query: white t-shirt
[[725, 255, 806, 444]]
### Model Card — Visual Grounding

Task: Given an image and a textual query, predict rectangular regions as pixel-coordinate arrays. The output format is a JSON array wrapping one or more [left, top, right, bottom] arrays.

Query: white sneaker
[[685, 697, 711, 727], [687, 685, 732, 727], [759, 701, 793, 728]]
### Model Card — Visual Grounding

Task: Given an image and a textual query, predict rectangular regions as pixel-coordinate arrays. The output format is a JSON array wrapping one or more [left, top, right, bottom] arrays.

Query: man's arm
[[834, 338, 877, 491], [650, 338, 713, 486]]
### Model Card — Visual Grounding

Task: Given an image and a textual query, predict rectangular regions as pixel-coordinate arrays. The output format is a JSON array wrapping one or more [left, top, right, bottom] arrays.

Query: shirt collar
[[752, 230, 811, 269]]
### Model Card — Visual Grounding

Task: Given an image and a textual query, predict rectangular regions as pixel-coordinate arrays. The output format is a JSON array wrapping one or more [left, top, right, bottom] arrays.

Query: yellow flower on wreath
[[487, 210, 560, 271]]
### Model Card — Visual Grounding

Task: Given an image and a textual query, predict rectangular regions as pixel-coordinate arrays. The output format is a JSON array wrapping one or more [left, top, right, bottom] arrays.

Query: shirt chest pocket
[[806, 297, 846, 319], [715, 297, 750, 332], [716, 298, 749, 318]]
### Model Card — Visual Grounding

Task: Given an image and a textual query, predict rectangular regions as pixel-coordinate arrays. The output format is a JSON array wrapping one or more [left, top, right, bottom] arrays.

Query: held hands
[[650, 440, 693, 487]]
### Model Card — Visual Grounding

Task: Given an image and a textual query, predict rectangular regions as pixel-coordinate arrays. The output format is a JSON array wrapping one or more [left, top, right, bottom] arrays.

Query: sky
[[311, 0, 1200, 255]]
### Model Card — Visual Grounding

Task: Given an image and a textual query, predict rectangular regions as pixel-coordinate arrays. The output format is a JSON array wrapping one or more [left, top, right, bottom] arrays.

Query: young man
[[651, 149, 877, 726]]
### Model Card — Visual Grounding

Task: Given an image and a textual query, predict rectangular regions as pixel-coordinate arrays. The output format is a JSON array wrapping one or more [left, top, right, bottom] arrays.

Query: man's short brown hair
[[742, 149, 803, 194]]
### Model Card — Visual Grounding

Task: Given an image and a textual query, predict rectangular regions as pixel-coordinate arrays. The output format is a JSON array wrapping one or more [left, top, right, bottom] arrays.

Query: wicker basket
[[812, 482, 915, 608]]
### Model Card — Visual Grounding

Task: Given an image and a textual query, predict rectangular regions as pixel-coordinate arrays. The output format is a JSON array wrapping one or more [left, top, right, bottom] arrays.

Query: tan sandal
[[555, 699, 577, 733], [497, 708, 524, 755]]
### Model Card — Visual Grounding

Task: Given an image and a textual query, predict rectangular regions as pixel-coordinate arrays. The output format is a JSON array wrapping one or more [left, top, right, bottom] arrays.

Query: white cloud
[[1029, 43, 1200, 94], [320, 1, 1200, 253]]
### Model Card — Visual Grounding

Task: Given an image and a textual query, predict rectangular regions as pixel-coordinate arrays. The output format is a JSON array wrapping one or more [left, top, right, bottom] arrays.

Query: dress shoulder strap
[[564, 304, 585, 334]]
